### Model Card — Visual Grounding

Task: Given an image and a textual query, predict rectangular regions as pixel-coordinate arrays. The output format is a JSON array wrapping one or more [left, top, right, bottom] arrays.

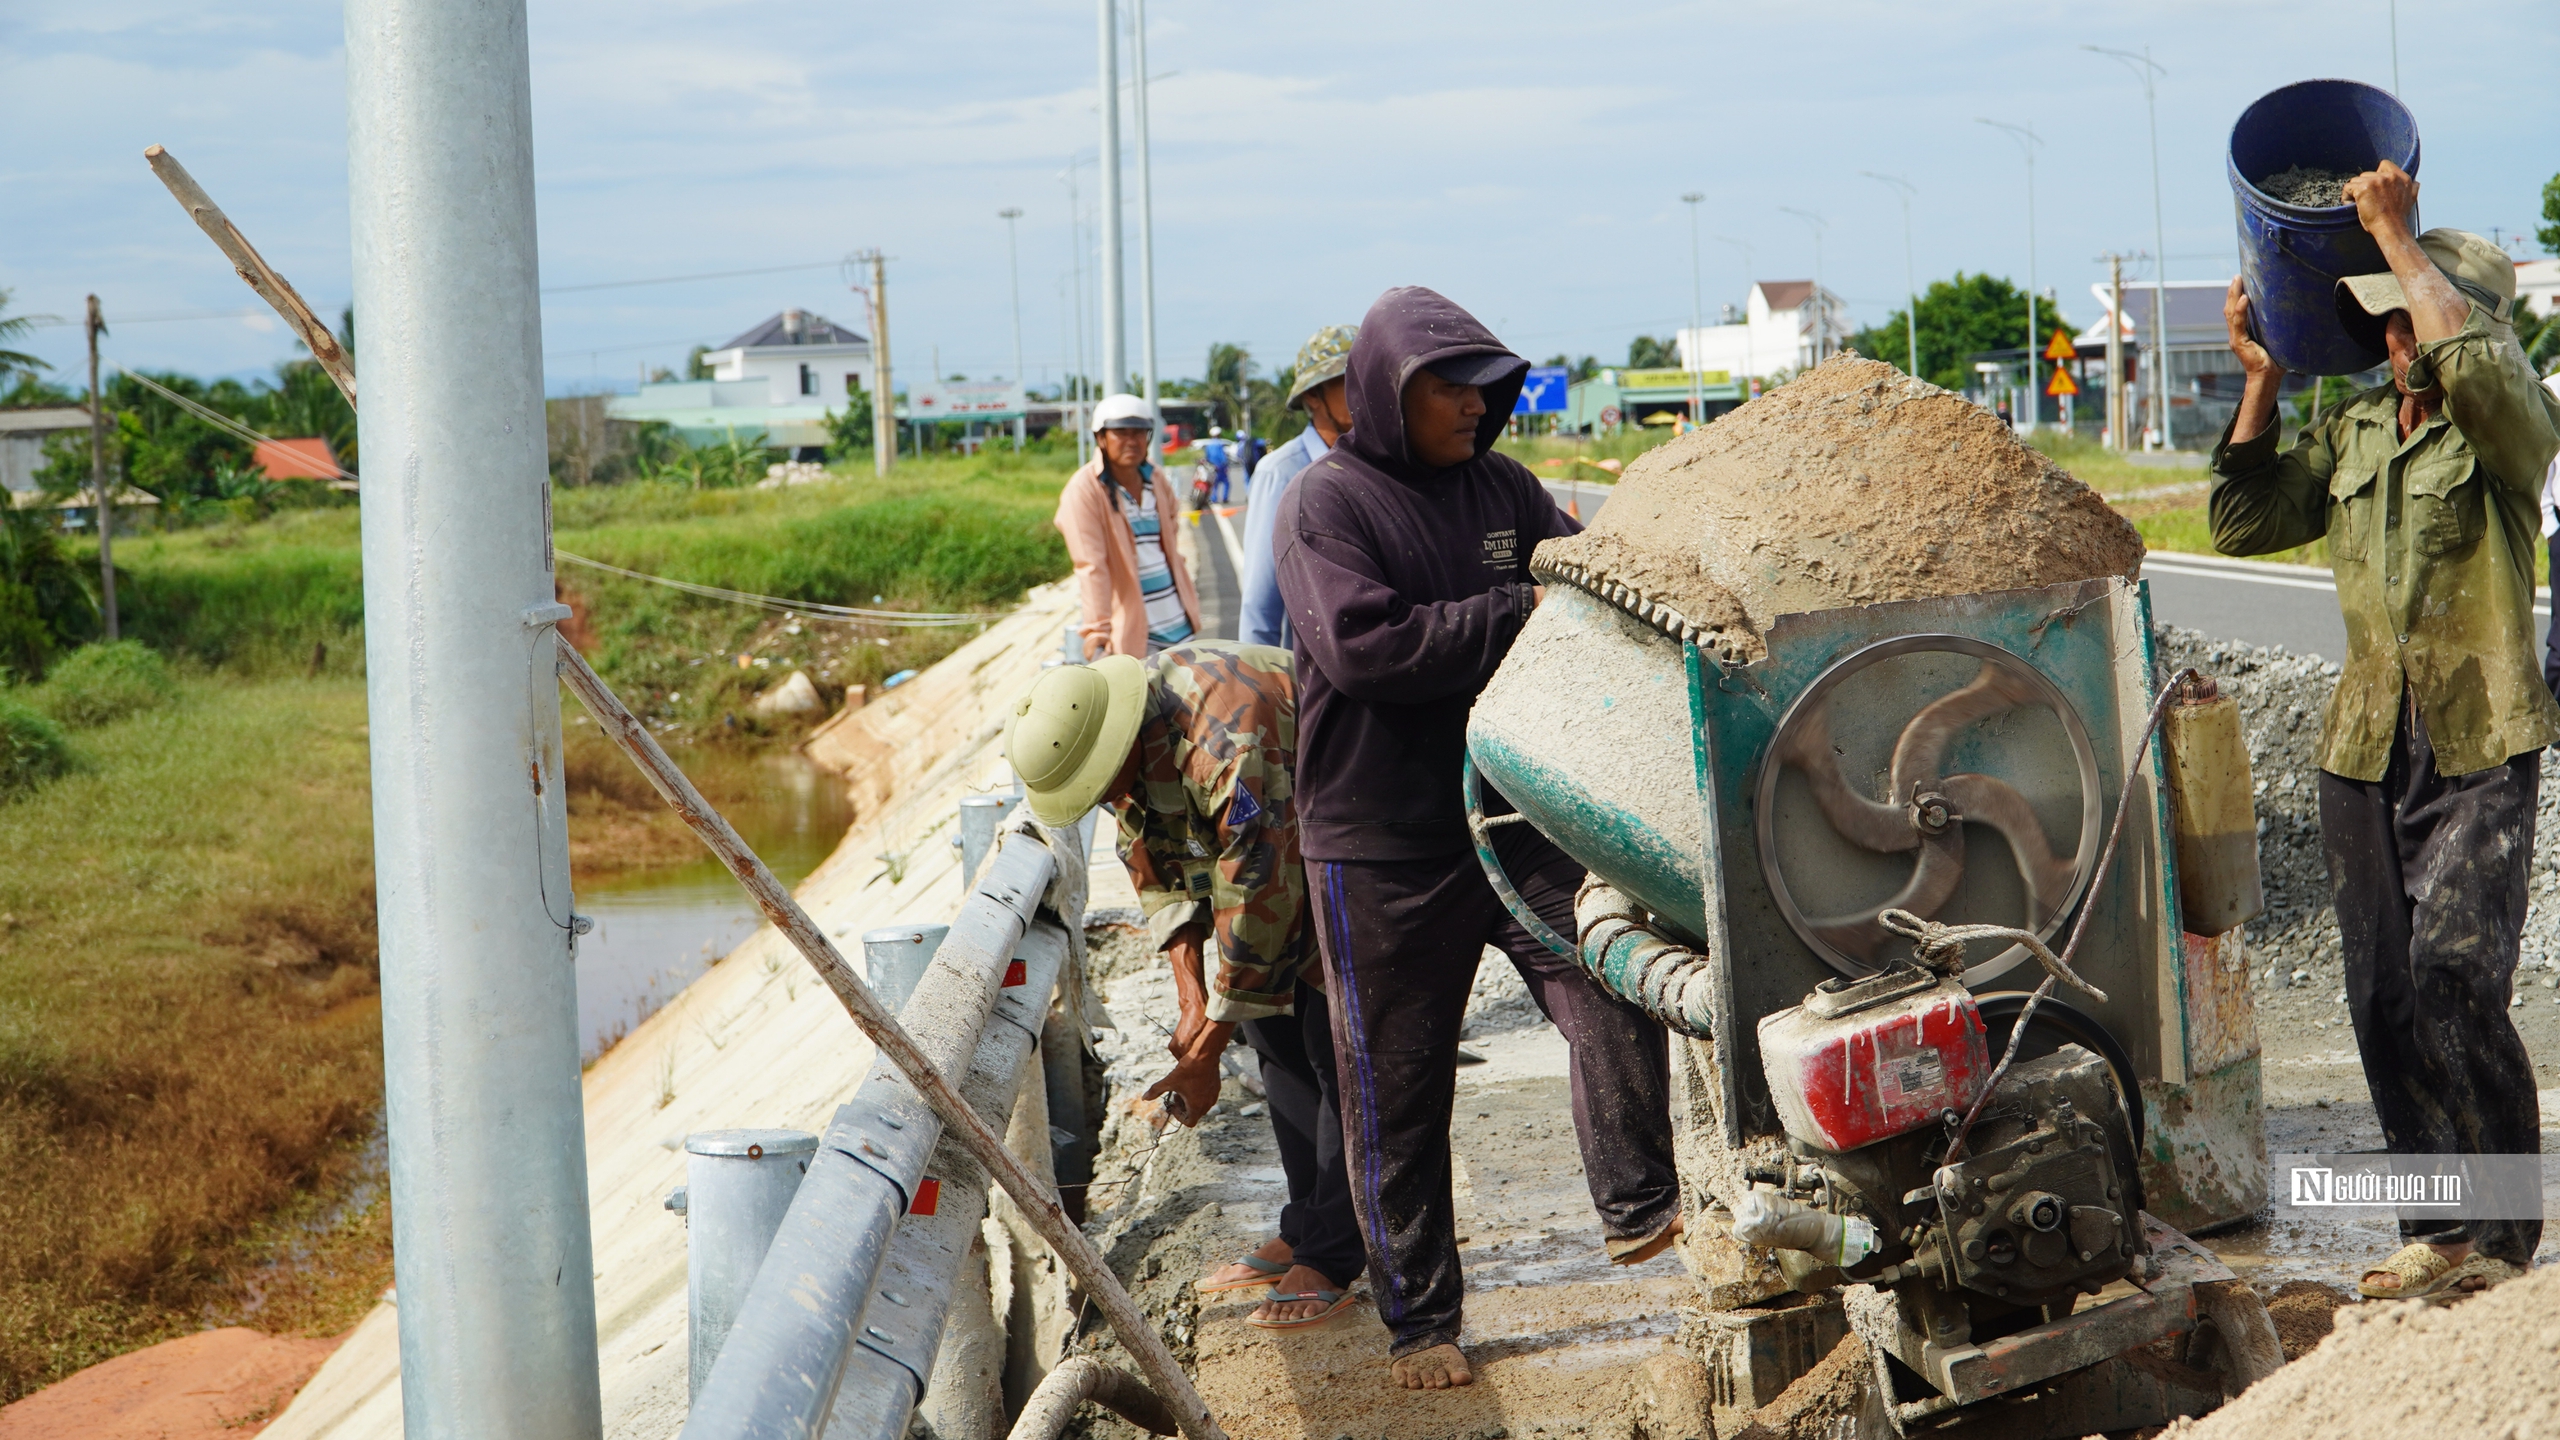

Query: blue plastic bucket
[[2227, 79, 2419, 376]]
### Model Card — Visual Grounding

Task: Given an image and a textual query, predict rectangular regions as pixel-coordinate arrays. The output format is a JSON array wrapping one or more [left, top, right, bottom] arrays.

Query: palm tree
[[0, 289, 55, 390]]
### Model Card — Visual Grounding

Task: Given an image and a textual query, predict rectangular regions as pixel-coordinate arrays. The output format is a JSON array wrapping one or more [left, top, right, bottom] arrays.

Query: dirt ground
[[0, 1328, 340, 1439]]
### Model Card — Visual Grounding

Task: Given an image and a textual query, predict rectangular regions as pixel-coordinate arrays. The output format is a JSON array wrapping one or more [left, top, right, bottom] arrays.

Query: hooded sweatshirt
[[1272, 287, 1579, 862]]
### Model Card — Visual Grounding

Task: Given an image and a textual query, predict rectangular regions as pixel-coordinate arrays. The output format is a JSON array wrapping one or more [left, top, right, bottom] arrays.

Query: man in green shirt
[[2212, 159, 2560, 1299]]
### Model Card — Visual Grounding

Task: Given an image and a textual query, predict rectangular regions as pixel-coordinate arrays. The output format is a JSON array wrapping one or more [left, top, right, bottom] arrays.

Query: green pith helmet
[[1004, 656, 1148, 826], [1286, 324, 1358, 409]]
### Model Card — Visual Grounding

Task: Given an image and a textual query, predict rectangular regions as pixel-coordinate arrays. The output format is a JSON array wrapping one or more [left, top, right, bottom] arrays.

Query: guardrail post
[[863, 923, 950, 1016], [959, 795, 1012, 889], [685, 1130, 819, 1400]]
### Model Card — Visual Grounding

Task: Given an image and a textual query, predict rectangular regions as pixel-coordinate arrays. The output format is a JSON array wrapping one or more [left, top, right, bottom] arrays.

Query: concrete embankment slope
[[265, 581, 1135, 1440]]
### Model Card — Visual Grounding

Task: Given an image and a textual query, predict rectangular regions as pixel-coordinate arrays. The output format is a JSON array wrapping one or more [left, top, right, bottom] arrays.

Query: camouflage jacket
[[1109, 641, 1310, 1022], [2211, 303, 2560, 780]]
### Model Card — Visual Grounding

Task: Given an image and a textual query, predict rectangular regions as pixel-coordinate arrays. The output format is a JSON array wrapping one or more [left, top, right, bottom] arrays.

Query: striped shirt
[[1117, 473, 1194, 650]]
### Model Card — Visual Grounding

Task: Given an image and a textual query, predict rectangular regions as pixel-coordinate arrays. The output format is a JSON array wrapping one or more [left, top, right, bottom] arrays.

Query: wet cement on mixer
[[1532, 353, 2144, 664]]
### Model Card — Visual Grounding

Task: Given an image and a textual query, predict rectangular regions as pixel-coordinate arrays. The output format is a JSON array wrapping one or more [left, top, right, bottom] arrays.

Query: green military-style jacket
[[2209, 304, 2560, 781], [1110, 641, 1311, 1023]]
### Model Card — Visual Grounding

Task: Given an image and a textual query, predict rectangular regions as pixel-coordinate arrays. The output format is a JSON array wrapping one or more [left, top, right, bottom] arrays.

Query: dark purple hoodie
[[1272, 287, 1580, 862]]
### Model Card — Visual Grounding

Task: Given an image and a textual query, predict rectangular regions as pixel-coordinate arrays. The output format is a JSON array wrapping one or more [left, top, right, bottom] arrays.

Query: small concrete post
[[959, 795, 1012, 890], [686, 1130, 819, 1401], [862, 923, 949, 1017]]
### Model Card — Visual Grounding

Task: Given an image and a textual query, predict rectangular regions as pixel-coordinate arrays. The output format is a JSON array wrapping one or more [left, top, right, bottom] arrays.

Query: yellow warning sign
[[2043, 328, 2078, 361], [2046, 363, 2080, 397]]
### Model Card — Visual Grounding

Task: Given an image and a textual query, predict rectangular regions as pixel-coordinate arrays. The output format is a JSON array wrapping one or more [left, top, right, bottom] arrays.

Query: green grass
[[0, 674, 385, 1401]]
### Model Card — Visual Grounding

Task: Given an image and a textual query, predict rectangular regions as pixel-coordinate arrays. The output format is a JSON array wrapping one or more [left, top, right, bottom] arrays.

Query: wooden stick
[[143, 144, 357, 408], [553, 639, 1226, 1440]]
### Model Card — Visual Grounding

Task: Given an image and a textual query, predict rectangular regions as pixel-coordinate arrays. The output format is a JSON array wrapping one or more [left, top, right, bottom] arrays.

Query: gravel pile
[[2259, 165, 2354, 207], [2151, 625, 2560, 1006]]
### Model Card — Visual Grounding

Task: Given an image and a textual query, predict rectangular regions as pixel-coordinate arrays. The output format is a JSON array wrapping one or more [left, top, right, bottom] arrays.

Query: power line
[[539, 260, 842, 295]]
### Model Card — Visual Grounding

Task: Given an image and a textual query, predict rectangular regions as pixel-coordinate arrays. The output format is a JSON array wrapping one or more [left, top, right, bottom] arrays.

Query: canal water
[[573, 750, 853, 1061]]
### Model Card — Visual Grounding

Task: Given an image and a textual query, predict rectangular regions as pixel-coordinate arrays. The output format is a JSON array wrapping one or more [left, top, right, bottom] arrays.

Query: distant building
[[1674, 281, 1855, 381], [252, 436, 344, 483], [2513, 258, 2560, 323], [610, 308, 872, 454], [0, 405, 91, 501]]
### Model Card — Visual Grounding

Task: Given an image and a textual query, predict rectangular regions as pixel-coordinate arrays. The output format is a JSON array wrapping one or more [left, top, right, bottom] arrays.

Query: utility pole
[[1062, 162, 1091, 466], [858, 250, 894, 476], [1681, 193, 1705, 424], [999, 210, 1026, 452], [2087, 45, 2171, 449], [345, 0, 600, 1430], [1862, 173, 1920, 379], [2102, 252, 2129, 451], [1779, 208, 1829, 368], [85, 295, 117, 640], [1131, 0, 1162, 465], [1717, 236, 1756, 395], [1977, 118, 2042, 433], [1095, 0, 1126, 398]]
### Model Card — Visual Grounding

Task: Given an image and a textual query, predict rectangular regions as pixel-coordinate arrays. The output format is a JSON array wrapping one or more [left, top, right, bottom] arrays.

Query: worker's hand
[[1531, 585, 1547, 607], [2344, 161, 2419, 244], [1142, 1052, 1224, 1128], [2223, 277, 2281, 379], [1165, 924, 1212, 1054]]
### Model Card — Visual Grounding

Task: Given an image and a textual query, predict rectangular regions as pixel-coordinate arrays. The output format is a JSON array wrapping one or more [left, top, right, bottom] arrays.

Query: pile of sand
[[2163, 1266, 2560, 1438], [1533, 354, 2144, 663]]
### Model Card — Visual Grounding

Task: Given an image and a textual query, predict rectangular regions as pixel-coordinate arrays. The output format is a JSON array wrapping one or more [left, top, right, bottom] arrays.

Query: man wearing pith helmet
[[1005, 642, 1365, 1331], [2214, 159, 2560, 1301]]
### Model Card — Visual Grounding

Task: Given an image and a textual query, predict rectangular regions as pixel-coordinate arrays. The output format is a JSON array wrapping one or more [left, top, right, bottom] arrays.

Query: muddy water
[[573, 750, 852, 1061]]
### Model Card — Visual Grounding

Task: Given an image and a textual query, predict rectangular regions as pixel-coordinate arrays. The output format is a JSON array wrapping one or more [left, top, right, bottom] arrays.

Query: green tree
[[0, 506, 97, 681], [826, 373, 874, 454], [1626, 335, 1677, 369], [0, 290, 51, 390], [1544, 353, 1601, 384], [687, 344, 715, 380], [2538, 172, 2560, 256], [1848, 273, 2069, 392]]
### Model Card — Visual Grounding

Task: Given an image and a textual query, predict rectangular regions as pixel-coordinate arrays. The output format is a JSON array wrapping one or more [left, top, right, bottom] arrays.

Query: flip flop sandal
[[1244, 1288, 1355, 1330], [1195, 1252, 1288, 1294], [1607, 1215, 1686, 1267], [2357, 1242, 2463, 1300], [2440, 1254, 2524, 1297]]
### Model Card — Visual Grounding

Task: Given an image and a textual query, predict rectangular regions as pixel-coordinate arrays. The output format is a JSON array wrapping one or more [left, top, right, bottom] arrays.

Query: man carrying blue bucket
[[2212, 159, 2560, 1300]]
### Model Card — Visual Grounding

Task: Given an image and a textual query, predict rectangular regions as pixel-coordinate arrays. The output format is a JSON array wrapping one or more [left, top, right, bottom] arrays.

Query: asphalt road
[[1201, 480, 2553, 665]]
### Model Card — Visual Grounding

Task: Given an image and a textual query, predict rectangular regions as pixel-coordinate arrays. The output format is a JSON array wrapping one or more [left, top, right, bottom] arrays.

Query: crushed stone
[[2261, 165, 2354, 208], [1533, 353, 2143, 663], [2162, 1264, 2560, 1439], [2262, 1280, 2353, 1362]]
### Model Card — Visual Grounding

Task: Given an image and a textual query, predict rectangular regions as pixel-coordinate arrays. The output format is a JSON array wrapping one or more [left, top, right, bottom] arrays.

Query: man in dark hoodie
[[1273, 287, 1681, 1390]]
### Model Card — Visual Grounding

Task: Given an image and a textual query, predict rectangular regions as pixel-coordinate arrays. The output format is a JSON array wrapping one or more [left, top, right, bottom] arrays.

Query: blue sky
[[4, 1, 2554, 397]]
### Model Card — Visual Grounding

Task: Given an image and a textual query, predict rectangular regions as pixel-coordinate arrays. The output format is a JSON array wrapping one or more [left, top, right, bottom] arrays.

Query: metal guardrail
[[680, 821, 1076, 1440]]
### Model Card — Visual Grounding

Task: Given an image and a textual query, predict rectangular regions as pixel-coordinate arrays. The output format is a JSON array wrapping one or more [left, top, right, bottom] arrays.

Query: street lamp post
[[1716, 235, 1755, 394], [1861, 172, 1920, 380], [1095, 0, 1125, 397], [1131, 0, 1162, 466], [999, 208, 1025, 451], [1778, 207, 1830, 368], [1976, 118, 2043, 432], [2086, 45, 2171, 450], [1681, 193, 1705, 424]]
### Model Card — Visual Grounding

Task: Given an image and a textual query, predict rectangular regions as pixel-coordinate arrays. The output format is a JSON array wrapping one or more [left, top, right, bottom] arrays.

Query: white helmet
[[1090, 393, 1154, 433]]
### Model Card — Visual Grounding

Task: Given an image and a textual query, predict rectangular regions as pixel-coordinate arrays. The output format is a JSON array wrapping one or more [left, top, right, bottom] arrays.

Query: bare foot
[[1247, 1265, 1342, 1325], [1198, 1235, 1291, 1292], [1391, 1343, 1473, 1390]]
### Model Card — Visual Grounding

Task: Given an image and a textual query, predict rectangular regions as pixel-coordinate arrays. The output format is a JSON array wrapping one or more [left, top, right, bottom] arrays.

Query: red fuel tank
[[1757, 968, 1989, 1154]]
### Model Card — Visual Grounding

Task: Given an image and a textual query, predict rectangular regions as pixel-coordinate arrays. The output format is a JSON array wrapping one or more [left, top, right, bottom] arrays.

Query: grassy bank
[[0, 673, 385, 1401]]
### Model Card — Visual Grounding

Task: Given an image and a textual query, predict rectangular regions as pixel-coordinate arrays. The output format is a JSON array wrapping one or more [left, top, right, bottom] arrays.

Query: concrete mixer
[[1465, 358, 2277, 1436]]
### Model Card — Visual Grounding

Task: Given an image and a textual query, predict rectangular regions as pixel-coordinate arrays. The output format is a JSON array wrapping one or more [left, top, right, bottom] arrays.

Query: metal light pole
[[1061, 163, 1090, 466], [1095, 0, 1126, 397], [1977, 118, 2042, 432], [1681, 193, 1705, 423], [1861, 172, 1921, 379], [1778, 207, 1829, 368], [1717, 235, 1756, 393], [1131, 0, 1162, 465], [344, 0, 601, 1433], [2087, 45, 2172, 449], [999, 209, 1026, 452]]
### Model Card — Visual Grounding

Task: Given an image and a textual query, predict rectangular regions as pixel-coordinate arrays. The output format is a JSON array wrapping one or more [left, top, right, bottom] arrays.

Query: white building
[[1675, 280, 1854, 382], [698, 309, 871, 405], [2513, 258, 2560, 322]]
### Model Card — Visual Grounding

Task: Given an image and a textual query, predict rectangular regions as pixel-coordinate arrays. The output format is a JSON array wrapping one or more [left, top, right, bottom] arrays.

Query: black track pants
[[1307, 829, 1679, 1357], [1237, 979, 1364, 1289], [2319, 696, 2544, 1265]]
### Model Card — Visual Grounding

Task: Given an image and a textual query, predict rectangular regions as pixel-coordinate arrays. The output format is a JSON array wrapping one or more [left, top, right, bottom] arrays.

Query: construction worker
[[1054, 394, 1199, 659], [1272, 288, 1680, 1392], [1240, 324, 1357, 649], [1004, 644, 1363, 1330], [2212, 160, 2560, 1299]]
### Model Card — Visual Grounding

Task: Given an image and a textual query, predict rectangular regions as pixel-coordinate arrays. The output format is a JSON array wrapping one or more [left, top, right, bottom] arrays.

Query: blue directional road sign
[[1514, 365, 1569, 414]]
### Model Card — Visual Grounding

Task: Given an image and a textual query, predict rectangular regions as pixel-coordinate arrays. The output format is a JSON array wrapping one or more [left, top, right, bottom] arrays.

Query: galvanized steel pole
[[1095, 0, 1126, 396], [344, 0, 602, 1433], [1132, 0, 1162, 467]]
